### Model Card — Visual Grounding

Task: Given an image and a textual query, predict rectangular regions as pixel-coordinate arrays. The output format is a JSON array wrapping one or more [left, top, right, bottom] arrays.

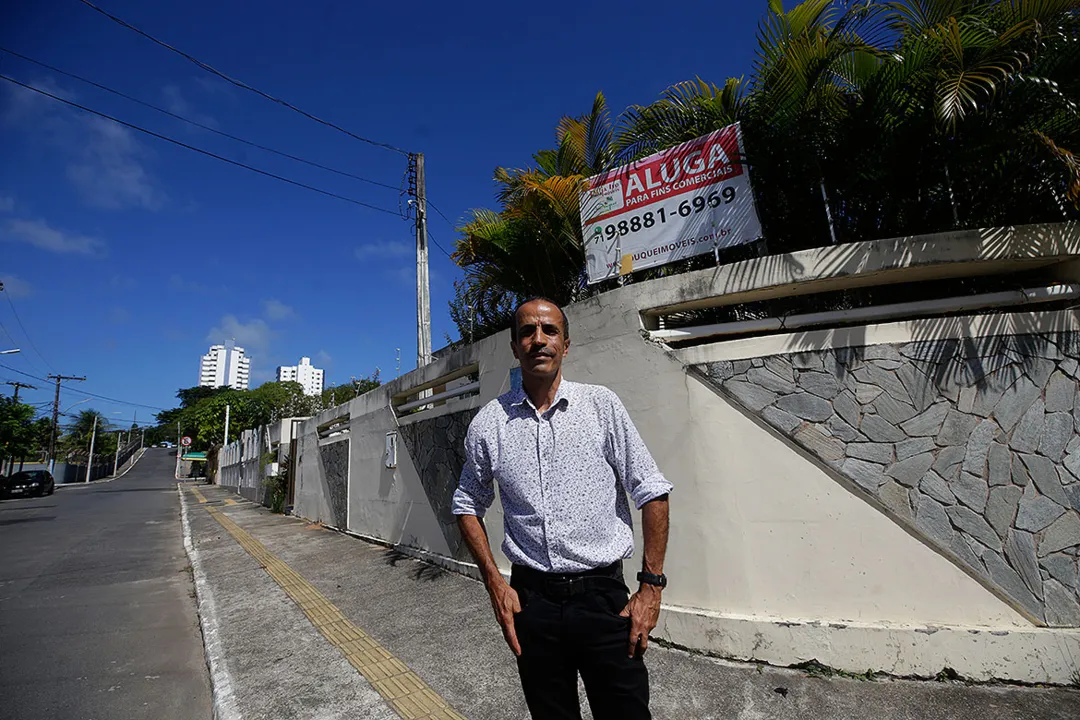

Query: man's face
[[511, 300, 570, 381]]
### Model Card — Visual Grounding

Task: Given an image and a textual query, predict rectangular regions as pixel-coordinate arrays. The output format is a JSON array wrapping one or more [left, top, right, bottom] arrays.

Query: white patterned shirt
[[451, 380, 672, 573]]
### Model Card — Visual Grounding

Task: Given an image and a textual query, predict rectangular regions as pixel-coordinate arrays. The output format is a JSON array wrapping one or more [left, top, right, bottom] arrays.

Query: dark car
[[0, 470, 56, 498]]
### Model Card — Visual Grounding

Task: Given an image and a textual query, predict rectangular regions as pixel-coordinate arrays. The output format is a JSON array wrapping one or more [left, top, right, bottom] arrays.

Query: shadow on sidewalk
[[382, 548, 452, 583]]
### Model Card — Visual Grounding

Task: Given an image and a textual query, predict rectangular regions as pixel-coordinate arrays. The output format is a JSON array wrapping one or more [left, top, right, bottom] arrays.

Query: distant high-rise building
[[276, 357, 325, 397], [199, 344, 251, 390]]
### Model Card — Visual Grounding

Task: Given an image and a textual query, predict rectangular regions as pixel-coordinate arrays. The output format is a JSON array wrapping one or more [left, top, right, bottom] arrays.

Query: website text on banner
[[580, 123, 762, 284]]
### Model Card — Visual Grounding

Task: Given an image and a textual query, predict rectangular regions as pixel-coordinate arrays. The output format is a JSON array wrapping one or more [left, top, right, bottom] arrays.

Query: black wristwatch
[[637, 571, 667, 589]]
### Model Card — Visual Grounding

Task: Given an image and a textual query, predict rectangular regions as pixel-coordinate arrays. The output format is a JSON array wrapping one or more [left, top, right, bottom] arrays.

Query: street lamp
[[0, 348, 20, 355], [62, 398, 91, 415]]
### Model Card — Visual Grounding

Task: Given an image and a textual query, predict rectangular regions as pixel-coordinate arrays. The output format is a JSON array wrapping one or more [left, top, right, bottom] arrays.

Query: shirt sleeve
[[604, 390, 673, 509], [451, 417, 496, 517]]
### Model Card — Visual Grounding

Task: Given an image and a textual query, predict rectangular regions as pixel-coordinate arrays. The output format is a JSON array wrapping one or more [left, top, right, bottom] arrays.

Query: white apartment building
[[276, 357, 324, 396], [199, 344, 251, 390]]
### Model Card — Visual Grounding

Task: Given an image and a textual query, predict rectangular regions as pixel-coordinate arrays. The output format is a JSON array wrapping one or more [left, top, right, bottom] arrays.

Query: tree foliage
[[149, 373, 382, 451], [0, 397, 36, 467], [451, 0, 1080, 339], [59, 409, 118, 457]]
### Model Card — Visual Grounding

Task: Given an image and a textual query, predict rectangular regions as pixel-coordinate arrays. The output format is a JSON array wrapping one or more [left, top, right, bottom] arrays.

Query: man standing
[[452, 297, 672, 719]]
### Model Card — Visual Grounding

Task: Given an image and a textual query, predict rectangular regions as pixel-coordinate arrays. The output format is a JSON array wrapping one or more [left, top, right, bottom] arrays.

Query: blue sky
[[0, 0, 763, 422]]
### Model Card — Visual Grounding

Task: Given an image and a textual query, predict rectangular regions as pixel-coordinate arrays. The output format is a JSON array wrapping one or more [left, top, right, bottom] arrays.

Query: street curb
[[57, 447, 148, 489], [178, 484, 241, 720]]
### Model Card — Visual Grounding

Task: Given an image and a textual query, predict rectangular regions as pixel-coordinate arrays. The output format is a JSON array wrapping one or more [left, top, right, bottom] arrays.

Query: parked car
[[0, 470, 56, 498]]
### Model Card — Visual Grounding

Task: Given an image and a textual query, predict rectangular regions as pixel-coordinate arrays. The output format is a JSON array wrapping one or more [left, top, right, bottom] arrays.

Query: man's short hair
[[511, 297, 569, 343]]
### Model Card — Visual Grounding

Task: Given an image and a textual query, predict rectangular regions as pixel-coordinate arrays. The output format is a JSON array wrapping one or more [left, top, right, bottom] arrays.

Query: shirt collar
[[510, 378, 574, 414]]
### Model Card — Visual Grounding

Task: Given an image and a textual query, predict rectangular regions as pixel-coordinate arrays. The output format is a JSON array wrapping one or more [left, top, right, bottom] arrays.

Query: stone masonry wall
[[700, 332, 1080, 627], [398, 408, 479, 561], [318, 438, 349, 530]]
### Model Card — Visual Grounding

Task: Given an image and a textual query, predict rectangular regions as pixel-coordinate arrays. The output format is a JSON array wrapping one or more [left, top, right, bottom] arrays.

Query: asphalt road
[[0, 448, 212, 720]]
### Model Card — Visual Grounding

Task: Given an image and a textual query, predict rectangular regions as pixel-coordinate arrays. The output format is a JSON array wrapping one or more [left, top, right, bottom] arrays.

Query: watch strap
[[637, 571, 667, 588]]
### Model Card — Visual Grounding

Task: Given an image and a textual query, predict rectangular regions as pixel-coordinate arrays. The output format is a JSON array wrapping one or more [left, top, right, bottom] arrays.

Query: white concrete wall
[[289, 224, 1080, 682]]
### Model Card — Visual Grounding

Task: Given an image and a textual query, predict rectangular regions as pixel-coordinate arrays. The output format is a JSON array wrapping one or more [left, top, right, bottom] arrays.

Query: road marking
[[191, 486, 208, 504], [224, 498, 237, 505], [203, 501, 464, 720]]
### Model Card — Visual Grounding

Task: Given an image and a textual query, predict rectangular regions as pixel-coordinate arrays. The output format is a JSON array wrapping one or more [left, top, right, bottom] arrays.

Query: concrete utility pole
[[47, 374, 85, 473], [113, 430, 121, 476], [85, 414, 98, 482], [410, 152, 432, 368], [223, 404, 231, 446]]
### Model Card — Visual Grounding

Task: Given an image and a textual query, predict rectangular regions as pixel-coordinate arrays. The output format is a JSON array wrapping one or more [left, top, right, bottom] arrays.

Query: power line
[[426, 227, 454, 260], [78, 0, 411, 156], [0, 75, 401, 217], [0, 362, 168, 411], [0, 47, 401, 193], [429, 201, 459, 229], [2, 288, 55, 372]]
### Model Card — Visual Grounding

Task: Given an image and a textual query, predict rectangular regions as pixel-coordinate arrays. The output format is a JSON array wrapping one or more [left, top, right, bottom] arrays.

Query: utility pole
[[47, 374, 85, 473], [223, 404, 231, 446], [113, 430, 121, 476], [85, 414, 98, 482], [409, 153, 432, 368], [5, 381, 35, 401]]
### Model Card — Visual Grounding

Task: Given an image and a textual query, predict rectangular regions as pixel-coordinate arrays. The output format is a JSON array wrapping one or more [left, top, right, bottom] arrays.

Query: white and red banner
[[580, 123, 761, 283]]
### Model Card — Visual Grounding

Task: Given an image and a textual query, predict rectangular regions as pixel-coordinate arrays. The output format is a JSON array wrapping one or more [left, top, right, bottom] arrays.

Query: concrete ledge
[[657, 605, 1080, 685], [620, 222, 1080, 317]]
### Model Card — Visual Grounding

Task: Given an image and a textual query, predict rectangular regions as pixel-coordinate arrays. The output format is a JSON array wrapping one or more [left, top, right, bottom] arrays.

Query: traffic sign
[[181, 436, 192, 447]]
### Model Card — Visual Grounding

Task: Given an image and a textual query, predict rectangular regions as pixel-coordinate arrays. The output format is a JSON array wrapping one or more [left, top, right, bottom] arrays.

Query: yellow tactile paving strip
[[200, 497, 465, 720]]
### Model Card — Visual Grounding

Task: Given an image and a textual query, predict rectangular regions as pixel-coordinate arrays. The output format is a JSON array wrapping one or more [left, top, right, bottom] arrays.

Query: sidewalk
[[179, 483, 1080, 720]]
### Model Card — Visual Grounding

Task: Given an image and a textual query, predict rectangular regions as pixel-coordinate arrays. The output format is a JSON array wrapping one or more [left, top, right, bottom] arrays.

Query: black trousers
[[511, 565, 650, 720]]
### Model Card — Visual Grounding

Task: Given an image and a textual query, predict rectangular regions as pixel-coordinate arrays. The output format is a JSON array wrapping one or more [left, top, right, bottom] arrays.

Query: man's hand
[[487, 579, 523, 656], [619, 584, 662, 657]]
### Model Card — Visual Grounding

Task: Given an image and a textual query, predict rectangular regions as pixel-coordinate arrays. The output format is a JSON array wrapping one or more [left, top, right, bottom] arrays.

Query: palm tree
[[449, 0, 1080, 340], [452, 92, 617, 335], [59, 409, 112, 458]]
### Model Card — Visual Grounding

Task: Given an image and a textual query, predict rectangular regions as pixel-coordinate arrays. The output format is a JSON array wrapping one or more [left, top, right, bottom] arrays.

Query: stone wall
[[318, 438, 349, 530], [700, 332, 1080, 627], [398, 408, 479, 561]]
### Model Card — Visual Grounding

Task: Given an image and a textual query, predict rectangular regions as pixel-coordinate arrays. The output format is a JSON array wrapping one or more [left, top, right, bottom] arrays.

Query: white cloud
[[206, 315, 274, 358], [193, 76, 235, 99], [315, 349, 332, 367], [3, 80, 164, 211], [2, 218, 106, 255], [262, 299, 296, 321], [355, 240, 413, 261], [1, 77, 69, 126], [162, 84, 219, 129], [0, 196, 14, 213], [108, 306, 130, 324], [0, 274, 33, 298], [66, 116, 164, 210]]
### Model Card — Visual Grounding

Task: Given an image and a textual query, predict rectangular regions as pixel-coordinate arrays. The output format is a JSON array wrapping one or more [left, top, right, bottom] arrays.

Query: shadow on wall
[[397, 408, 480, 563], [698, 328, 1080, 628]]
